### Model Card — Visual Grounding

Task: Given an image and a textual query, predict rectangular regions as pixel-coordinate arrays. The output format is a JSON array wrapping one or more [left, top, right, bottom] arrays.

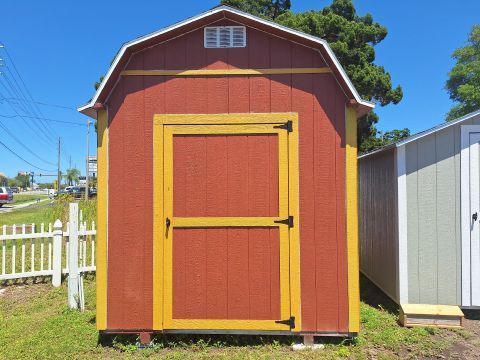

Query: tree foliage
[[220, 0, 291, 19], [222, 0, 404, 152], [64, 168, 81, 186], [361, 128, 410, 151], [446, 25, 480, 121]]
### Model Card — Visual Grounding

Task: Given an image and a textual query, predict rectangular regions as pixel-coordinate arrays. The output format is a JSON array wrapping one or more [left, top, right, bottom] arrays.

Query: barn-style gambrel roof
[[78, 5, 375, 119]]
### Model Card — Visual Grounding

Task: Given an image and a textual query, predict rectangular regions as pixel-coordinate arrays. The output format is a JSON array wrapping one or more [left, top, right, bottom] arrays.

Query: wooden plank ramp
[[400, 304, 464, 328]]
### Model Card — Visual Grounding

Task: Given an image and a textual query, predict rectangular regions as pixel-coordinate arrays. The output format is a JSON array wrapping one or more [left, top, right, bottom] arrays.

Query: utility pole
[[85, 121, 92, 201], [57, 138, 61, 193]]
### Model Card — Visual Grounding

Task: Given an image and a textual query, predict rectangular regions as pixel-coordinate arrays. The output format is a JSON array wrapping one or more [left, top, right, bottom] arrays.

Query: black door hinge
[[274, 216, 294, 228], [273, 120, 293, 132], [275, 316, 295, 329]]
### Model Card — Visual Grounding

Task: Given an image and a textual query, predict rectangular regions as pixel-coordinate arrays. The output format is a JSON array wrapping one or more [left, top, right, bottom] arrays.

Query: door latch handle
[[165, 217, 171, 237], [473, 213, 478, 222]]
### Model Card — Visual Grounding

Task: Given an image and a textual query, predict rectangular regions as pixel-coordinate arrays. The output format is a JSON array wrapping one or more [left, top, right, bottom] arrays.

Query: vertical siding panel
[[436, 128, 457, 304], [417, 136, 438, 304], [206, 45, 229, 113], [248, 30, 270, 112], [270, 37, 292, 112], [186, 29, 208, 113], [206, 229, 228, 319], [144, 42, 166, 329], [120, 55, 149, 328], [291, 46, 316, 331], [358, 150, 398, 302], [172, 229, 187, 318], [406, 142, 420, 303], [313, 73, 338, 331], [205, 137, 229, 318], [227, 32, 249, 113], [185, 229, 207, 318], [227, 229, 250, 318], [107, 84, 125, 329], [165, 38, 187, 114]]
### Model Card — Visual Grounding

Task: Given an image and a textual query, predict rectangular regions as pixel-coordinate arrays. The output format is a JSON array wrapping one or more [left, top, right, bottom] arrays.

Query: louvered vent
[[204, 26, 246, 48]]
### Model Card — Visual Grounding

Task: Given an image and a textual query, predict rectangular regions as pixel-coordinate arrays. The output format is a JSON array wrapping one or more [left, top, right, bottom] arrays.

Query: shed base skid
[[100, 330, 357, 338], [400, 304, 464, 329]]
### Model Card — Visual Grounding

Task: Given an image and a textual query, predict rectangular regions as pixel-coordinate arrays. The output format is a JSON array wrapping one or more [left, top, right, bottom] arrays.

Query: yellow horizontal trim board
[[401, 304, 464, 317], [166, 319, 290, 331], [166, 124, 283, 135], [174, 217, 286, 227], [154, 113, 297, 126], [122, 68, 331, 77]]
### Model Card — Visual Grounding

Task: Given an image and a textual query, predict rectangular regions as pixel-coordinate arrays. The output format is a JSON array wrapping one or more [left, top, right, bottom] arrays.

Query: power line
[[0, 97, 77, 111], [0, 79, 56, 145], [0, 139, 55, 172], [0, 119, 56, 165], [1, 45, 59, 137], [0, 113, 86, 126]]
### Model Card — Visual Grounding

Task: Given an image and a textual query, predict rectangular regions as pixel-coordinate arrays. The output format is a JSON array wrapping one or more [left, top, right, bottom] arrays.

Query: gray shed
[[359, 110, 480, 313]]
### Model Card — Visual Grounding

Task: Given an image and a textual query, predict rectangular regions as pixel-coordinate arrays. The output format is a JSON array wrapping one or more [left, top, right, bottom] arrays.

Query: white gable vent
[[204, 26, 246, 48]]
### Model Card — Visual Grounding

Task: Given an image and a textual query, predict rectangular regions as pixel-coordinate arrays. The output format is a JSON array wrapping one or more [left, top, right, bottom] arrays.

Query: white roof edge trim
[[395, 109, 480, 147], [77, 5, 374, 113], [358, 109, 480, 159]]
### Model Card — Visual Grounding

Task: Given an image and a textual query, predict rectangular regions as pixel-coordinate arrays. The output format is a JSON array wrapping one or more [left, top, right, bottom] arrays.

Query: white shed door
[[462, 128, 480, 307]]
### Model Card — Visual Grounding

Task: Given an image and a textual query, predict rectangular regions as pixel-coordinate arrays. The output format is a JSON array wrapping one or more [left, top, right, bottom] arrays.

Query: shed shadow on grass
[[360, 274, 399, 315]]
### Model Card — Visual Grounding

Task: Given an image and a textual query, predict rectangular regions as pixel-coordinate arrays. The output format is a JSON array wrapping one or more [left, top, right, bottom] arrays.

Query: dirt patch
[[0, 282, 51, 312]]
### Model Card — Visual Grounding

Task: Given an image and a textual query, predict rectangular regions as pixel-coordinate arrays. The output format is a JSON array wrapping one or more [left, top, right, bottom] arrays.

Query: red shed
[[79, 6, 374, 340]]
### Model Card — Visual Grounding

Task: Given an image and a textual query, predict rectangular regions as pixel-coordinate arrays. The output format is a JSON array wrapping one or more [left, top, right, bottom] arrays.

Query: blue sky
[[0, 0, 478, 179]]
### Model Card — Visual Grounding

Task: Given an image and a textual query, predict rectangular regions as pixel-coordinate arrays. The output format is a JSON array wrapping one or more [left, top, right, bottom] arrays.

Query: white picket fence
[[0, 216, 96, 286]]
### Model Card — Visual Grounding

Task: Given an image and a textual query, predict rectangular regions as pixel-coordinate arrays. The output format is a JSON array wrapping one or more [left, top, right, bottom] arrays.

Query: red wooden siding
[[172, 134, 278, 217], [171, 133, 281, 320], [172, 228, 280, 320], [107, 19, 348, 332]]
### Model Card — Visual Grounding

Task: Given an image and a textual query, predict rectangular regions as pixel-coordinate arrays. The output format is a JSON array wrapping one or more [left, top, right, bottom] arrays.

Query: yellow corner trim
[[123, 68, 331, 77], [96, 109, 108, 330], [346, 105, 360, 333]]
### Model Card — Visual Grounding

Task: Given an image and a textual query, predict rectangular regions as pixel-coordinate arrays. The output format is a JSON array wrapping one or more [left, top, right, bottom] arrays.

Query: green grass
[[0, 277, 472, 360], [11, 193, 48, 205], [0, 196, 96, 229]]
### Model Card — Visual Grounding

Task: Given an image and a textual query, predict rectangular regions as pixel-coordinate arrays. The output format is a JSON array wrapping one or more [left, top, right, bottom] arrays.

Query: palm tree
[[65, 168, 80, 186]]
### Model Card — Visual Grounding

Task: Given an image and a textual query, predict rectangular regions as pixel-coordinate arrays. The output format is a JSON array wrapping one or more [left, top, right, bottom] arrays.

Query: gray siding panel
[[404, 118, 480, 305], [359, 148, 398, 302], [435, 127, 457, 304], [417, 135, 438, 304]]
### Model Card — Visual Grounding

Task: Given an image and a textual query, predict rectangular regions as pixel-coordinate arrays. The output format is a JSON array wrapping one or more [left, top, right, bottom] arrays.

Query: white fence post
[[52, 220, 63, 287], [68, 203, 79, 309]]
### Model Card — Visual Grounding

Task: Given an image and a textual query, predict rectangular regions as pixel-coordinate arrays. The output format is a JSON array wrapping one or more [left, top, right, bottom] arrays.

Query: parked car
[[0, 187, 13, 207], [10, 186, 19, 193]]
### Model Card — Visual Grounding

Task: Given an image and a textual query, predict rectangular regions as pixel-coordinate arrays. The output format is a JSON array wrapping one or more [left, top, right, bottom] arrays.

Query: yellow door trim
[[346, 105, 360, 333], [96, 109, 108, 330], [152, 113, 300, 332], [123, 67, 331, 77], [152, 121, 164, 330]]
